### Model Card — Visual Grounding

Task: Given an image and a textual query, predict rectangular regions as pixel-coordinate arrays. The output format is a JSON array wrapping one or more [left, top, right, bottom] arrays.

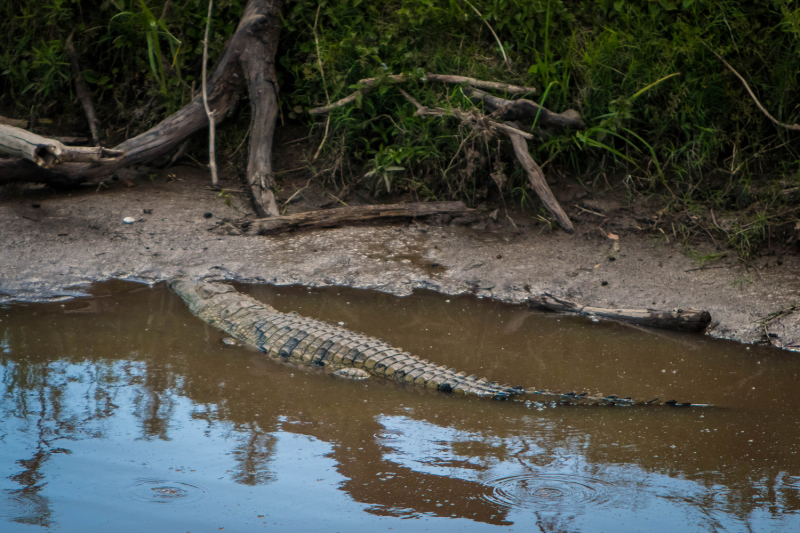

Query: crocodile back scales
[[169, 278, 700, 406]]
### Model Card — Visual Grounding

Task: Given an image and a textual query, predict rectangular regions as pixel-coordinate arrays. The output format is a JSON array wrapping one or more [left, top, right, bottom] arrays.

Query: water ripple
[[0, 491, 49, 522], [483, 473, 616, 512], [120, 478, 209, 505]]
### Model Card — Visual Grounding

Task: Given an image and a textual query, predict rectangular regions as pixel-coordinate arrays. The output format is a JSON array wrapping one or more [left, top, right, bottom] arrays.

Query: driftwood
[[244, 201, 470, 235], [528, 293, 712, 332], [0, 0, 284, 217], [0, 125, 122, 167], [306, 71, 580, 233]]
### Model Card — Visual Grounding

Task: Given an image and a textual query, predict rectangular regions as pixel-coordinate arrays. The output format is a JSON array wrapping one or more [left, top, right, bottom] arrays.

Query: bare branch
[[702, 41, 800, 132], [466, 86, 585, 130], [312, 5, 331, 162], [308, 72, 536, 115], [463, 0, 510, 69], [504, 123, 574, 233], [202, 0, 219, 187], [397, 90, 534, 140]]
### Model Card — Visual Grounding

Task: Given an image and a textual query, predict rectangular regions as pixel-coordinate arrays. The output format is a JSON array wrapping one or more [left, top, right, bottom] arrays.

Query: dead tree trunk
[[0, 0, 284, 217]]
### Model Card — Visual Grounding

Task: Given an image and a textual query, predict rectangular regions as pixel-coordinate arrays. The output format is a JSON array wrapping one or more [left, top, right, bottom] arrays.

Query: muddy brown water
[[1, 281, 798, 532]]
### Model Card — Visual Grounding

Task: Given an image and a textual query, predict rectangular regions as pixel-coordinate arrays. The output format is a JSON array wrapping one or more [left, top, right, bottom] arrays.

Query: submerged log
[[528, 293, 711, 332], [244, 201, 470, 235]]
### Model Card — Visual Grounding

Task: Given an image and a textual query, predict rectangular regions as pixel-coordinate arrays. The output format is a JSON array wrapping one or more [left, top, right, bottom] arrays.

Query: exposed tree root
[[0, 0, 284, 217]]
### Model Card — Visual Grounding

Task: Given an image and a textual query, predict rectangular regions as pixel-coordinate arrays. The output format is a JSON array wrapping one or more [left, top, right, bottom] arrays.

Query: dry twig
[[463, 0, 510, 69], [201, 0, 219, 186], [702, 41, 800, 132], [312, 5, 331, 161]]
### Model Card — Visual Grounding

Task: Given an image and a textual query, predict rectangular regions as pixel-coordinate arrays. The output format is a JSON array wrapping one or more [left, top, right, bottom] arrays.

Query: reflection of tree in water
[[131, 374, 176, 441], [0, 317, 126, 528], [229, 424, 277, 485], [2, 286, 800, 530], [1, 359, 115, 527]]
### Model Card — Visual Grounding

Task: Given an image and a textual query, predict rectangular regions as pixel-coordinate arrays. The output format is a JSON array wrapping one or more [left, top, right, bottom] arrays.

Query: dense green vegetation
[[2, 1, 800, 255]]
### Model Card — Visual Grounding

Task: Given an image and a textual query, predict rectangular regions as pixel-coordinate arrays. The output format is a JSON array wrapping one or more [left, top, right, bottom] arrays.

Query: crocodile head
[[168, 277, 236, 314]]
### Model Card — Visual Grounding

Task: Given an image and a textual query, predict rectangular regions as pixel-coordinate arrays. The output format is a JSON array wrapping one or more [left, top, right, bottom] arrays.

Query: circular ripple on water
[[120, 478, 209, 505], [0, 491, 49, 521], [483, 473, 617, 512]]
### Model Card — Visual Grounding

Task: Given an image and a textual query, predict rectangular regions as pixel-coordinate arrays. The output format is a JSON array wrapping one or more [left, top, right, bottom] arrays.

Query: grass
[[2, 0, 800, 257]]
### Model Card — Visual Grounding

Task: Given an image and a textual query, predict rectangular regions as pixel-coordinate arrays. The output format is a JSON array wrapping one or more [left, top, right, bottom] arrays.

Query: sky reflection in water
[[0, 281, 799, 532]]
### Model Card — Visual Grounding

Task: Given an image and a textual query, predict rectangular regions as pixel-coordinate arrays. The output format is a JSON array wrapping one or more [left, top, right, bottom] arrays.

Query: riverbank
[[1, 167, 798, 351]]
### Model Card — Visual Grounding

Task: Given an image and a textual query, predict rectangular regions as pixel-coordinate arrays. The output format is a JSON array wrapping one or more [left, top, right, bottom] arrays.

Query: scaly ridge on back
[[169, 278, 703, 406]]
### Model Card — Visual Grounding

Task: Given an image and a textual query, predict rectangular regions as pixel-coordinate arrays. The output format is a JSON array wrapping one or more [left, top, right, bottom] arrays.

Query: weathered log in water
[[528, 293, 712, 332]]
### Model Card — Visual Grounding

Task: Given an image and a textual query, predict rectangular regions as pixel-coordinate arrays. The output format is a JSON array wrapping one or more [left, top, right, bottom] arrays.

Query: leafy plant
[[109, 0, 182, 95]]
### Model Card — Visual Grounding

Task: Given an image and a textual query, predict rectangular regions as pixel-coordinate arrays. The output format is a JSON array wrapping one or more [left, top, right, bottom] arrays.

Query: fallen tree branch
[[466, 87, 585, 130], [528, 293, 712, 332], [0, 124, 122, 167], [66, 33, 101, 146], [504, 125, 573, 233], [309, 73, 536, 115], [398, 88, 534, 140], [702, 41, 800, 132], [396, 89, 572, 232], [243, 201, 470, 235]]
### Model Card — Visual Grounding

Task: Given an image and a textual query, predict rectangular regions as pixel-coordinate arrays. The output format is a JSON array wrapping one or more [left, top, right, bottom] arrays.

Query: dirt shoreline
[[1, 168, 798, 351]]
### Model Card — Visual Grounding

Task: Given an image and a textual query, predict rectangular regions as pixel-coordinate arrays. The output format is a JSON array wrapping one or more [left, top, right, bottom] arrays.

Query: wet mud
[[1, 171, 799, 350]]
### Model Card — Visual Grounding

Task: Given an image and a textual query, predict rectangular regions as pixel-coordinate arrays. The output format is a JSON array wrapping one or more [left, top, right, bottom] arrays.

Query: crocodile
[[169, 278, 700, 406]]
